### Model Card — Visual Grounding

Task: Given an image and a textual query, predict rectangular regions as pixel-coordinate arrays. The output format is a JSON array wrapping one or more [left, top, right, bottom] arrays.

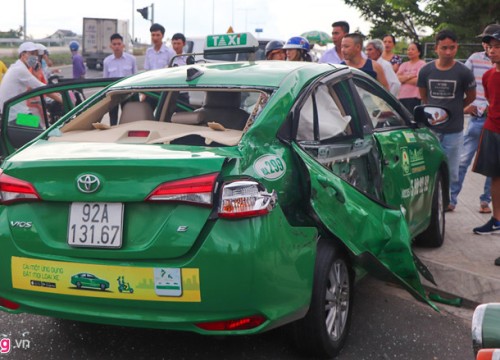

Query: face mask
[[26, 55, 38, 68]]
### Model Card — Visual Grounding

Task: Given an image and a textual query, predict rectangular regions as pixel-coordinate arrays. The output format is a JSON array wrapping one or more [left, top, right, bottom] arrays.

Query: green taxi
[[70, 273, 110, 291], [0, 33, 448, 358]]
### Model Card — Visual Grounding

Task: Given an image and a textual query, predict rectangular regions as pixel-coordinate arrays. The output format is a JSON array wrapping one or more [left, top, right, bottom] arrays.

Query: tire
[[414, 173, 445, 248], [76, 282, 82, 289], [100, 283, 106, 291], [292, 239, 353, 358]]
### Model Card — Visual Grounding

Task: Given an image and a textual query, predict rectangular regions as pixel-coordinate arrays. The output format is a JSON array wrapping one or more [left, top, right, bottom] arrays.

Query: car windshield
[[47, 89, 269, 147]]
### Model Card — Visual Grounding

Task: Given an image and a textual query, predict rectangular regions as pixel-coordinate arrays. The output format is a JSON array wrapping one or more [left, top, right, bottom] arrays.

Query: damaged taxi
[[0, 33, 448, 358]]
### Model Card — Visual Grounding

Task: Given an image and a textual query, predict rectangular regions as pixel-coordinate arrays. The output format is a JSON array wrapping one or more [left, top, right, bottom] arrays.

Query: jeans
[[434, 131, 463, 202], [449, 116, 492, 206]]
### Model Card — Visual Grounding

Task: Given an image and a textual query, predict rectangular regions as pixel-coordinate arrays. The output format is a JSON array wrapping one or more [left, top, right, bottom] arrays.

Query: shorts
[[473, 128, 500, 177]]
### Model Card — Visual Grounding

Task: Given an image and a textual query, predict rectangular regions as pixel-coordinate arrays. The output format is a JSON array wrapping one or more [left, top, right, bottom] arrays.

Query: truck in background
[[82, 18, 130, 70]]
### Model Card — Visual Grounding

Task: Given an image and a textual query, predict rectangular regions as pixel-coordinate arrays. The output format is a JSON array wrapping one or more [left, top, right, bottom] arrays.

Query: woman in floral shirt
[[382, 34, 403, 73]]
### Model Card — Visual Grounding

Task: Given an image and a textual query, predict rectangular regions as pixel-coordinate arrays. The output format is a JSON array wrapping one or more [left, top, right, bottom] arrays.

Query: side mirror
[[413, 105, 450, 127]]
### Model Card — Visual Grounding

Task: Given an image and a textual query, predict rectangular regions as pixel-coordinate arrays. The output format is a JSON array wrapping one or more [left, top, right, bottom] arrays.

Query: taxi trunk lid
[[2, 142, 229, 260]]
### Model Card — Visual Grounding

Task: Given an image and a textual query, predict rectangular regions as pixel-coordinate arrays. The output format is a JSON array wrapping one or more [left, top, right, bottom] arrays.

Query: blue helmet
[[69, 41, 80, 51], [282, 36, 310, 52]]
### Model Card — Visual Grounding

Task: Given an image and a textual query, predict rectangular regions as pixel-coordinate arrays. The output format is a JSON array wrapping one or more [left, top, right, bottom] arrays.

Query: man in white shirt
[[0, 42, 46, 122], [103, 33, 138, 125], [144, 23, 176, 70], [319, 21, 349, 64], [365, 39, 401, 97], [103, 33, 137, 78]]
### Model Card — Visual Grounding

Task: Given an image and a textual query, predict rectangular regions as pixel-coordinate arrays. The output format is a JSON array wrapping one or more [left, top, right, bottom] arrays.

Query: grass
[[1, 52, 72, 67]]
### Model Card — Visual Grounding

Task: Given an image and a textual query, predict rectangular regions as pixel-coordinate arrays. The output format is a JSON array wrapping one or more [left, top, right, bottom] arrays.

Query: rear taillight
[[0, 297, 20, 310], [195, 315, 266, 331], [146, 172, 218, 206], [0, 172, 41, 205], [218, 180, 277, 219]]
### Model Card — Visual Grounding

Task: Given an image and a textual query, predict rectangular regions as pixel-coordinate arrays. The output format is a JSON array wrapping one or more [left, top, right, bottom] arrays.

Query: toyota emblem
[[76, 174, 101, 193]]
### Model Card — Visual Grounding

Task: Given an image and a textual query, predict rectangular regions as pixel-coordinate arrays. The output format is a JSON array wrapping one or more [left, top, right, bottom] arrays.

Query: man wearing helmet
[[283, 36, 312, 62], [69, 41, 86, 79], [0, 42, 48, 122], [265, 40, 286, 61]]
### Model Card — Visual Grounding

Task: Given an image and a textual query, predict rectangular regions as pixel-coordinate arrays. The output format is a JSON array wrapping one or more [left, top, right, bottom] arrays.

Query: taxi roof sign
[[204, 32, 259, 55]]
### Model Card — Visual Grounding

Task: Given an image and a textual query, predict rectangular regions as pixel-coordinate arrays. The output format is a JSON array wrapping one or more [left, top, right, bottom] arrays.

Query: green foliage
[[1, 53, 72, 68], [344, 0, 435, 42], [429, 0, 500, 42], [46, 53, 72, 66], [0, 27, 23, 39], [344, 0, 499, 43]]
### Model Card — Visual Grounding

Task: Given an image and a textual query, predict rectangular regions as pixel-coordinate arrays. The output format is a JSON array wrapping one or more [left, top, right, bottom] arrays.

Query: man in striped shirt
[[449, 24, 500, 213]]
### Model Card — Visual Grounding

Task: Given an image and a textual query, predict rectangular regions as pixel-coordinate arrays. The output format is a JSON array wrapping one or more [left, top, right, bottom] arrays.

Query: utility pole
[[183, 0, 185, 34], [212, 0, 215, 34], [132, 0, 135, 43], [23, 0, 27, 40]]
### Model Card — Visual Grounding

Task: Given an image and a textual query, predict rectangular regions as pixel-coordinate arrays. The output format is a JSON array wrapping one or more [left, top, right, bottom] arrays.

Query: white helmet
[[36, 43, 48, 56]]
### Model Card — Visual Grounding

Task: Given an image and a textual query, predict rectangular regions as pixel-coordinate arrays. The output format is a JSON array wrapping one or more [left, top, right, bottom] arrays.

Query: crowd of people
[[270, 20, 500, 259], [0, 20, 499, 262]]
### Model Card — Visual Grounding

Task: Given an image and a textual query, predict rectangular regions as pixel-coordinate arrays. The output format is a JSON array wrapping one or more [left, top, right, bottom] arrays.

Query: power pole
[[24, 0, 27, 40]]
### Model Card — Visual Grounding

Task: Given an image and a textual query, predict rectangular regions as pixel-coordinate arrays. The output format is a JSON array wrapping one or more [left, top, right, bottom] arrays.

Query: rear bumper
[[0, 207, 317, 334]]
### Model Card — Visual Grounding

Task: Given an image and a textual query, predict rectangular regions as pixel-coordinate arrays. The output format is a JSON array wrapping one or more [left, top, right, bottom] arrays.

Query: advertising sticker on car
[[11, 256, 201, 302], [253, 154, 286, 180]]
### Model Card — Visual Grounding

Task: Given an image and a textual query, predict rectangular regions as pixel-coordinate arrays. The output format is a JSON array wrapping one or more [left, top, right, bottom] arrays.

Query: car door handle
[[317, 175, 345, 204]]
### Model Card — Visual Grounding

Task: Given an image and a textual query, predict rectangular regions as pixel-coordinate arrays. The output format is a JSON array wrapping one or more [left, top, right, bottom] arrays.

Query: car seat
[[194, 92, 249, 130]]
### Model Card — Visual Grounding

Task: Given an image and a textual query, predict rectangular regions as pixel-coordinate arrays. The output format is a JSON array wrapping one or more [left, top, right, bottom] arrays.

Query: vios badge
[[76, 174, 101, 193]]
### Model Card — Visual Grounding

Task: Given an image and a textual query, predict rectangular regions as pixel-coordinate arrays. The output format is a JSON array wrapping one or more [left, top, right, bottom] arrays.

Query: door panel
[[1, 79, 118, 157], [293, 143, 434, 308]]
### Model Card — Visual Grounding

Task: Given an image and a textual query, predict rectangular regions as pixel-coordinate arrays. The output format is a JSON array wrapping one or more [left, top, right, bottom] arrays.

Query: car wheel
[[414, 173, 445, 248], [76, 282, 82, 289], [292, 239, 353, 358], [100, 283, 106, 291]]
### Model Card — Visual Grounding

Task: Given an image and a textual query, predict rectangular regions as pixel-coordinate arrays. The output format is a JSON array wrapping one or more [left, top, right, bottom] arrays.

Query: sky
[[0, 0, 372, 44]]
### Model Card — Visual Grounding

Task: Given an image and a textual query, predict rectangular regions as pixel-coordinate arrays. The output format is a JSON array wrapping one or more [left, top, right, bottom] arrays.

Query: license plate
[[68, 203, 123, 248]]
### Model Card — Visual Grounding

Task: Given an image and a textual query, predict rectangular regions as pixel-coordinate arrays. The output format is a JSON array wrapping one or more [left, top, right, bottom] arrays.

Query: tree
[[343, 0, 436, 42], [0, 26, 23, 39], [344, 0, 499, 42], [427, 0, 500, 42]]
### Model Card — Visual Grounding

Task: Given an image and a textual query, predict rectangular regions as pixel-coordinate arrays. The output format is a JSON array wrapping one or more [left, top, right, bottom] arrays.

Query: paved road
[[0, 277, 474, 360]]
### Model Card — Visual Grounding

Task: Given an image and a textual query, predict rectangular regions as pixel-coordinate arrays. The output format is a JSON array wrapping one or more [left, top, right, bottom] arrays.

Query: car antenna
[[186, 67, 204, 81]]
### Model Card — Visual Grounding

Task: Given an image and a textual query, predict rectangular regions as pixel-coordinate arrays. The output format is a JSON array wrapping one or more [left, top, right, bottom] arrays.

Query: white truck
[[82, 17, 130, 70]]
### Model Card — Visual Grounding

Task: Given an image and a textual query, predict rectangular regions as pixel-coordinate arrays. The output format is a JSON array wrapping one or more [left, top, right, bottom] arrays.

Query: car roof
[[112, 61, 346, 89]]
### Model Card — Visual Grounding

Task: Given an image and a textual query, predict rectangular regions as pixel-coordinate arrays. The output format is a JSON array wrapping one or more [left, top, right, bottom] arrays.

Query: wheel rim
[[325, 259, 350, 341]]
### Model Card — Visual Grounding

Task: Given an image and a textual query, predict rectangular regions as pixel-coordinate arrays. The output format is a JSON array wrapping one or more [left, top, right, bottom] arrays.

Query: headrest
[[204, 92, 241, 108], [171, 111, 204, 125], [119, 102, 154, 124]]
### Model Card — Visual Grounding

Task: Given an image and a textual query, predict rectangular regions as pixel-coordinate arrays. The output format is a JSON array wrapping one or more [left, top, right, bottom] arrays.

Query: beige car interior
[[50, 89, 261, 146]]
